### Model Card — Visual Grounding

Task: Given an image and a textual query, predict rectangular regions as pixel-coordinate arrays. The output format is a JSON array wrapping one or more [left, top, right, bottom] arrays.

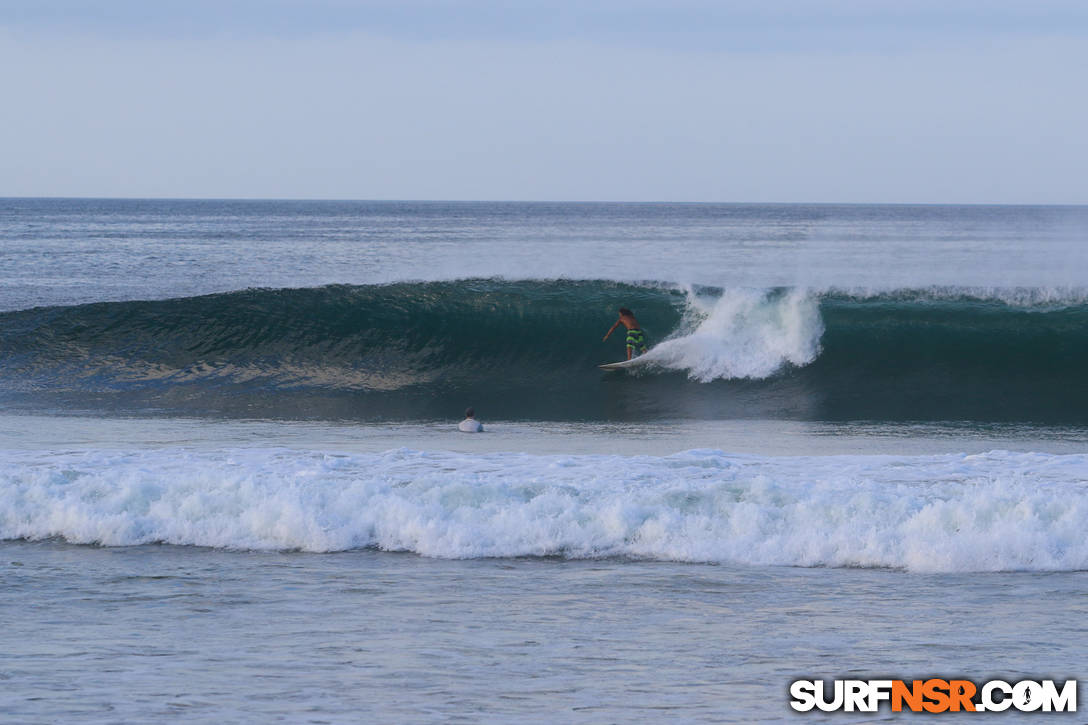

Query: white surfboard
[[598, 357, 648, 371]]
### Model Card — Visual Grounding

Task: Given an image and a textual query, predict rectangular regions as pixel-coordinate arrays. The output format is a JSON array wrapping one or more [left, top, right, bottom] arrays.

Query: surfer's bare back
[[603, 307, 648, 360]]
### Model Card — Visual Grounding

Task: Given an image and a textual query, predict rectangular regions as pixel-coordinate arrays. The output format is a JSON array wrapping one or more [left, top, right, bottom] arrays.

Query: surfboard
[[598, 357, 647, 371]]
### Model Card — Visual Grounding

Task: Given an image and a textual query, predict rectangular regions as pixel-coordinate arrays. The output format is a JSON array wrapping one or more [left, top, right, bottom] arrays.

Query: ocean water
[[3, 199, 1088, 722]]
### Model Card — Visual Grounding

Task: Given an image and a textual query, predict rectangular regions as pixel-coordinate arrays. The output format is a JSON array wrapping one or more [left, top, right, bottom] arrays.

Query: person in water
[[602, 307, 647, 360], [458, 407, 483, 432]]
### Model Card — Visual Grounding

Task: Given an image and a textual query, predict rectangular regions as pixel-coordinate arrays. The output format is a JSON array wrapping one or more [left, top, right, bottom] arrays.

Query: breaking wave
[[2, 446, 1087, 573], [2, 279, 1088, 422]]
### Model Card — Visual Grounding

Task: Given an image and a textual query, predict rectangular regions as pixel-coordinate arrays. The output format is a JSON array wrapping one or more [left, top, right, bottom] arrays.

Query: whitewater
[[4, 444, 1087, 572], [4, 199, 1088, 722]]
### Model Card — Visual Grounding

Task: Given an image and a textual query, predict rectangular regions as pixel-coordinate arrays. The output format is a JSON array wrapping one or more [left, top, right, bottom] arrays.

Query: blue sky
[[2, 1, 1086, 202]]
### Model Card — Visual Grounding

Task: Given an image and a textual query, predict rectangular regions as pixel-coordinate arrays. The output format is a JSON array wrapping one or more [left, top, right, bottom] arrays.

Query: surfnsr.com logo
[[789, 679, 1077, 713]]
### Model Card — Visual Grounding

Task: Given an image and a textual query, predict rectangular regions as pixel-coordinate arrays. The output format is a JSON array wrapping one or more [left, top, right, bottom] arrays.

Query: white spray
[[643, 287, 823, 381]]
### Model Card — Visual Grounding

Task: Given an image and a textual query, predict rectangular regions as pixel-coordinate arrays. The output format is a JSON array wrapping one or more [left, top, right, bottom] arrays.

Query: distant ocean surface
[[3, 199, 1087, 722]]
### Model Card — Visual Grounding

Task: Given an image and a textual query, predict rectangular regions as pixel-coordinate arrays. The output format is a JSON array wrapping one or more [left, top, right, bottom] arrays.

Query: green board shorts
[[625, 328, 647, 353]]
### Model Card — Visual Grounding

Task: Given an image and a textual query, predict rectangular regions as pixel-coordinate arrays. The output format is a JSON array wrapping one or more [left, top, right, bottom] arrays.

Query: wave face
[[3, 447, 1087, 572], [2, 280, 1088, 423]]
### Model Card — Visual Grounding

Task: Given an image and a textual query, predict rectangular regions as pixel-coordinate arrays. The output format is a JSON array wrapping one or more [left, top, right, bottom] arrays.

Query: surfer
[[602, 307, 647, 360], [458, 407, 483, 433]]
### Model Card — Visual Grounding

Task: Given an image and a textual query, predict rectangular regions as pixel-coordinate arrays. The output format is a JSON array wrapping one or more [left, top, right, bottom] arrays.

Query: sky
[[2, 1, 1087, 203]]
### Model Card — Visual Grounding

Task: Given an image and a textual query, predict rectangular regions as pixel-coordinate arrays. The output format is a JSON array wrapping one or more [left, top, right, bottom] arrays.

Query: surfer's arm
[[603, 320, 620, 341]]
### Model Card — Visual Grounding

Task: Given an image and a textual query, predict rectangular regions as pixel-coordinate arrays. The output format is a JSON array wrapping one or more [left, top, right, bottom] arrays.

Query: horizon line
[[2, 195, 1086, 208]]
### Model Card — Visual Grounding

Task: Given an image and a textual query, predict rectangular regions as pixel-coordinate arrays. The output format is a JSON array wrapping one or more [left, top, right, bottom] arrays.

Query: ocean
[[2, 199, 1087, 722]]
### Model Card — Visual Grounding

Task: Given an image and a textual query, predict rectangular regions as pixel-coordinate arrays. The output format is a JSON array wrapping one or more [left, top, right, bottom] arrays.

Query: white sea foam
[[823, 284, 1088, 307], [643, 287, 823, 381], [3, 446, 1087, 573]]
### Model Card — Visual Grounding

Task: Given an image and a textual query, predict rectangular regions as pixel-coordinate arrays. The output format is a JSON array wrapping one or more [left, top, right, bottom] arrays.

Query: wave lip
[[3, 447, 1087, 573]]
